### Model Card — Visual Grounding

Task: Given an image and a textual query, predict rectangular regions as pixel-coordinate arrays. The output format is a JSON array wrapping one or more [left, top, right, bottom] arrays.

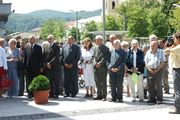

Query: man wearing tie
[[46, 34, 61, 99], [93, 35, 110, 101], [62, 36, 81, 97], [24, 35, 43, 98]]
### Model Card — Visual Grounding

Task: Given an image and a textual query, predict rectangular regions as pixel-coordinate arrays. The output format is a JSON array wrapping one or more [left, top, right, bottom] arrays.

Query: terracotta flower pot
[[33, 90, 49, 104]]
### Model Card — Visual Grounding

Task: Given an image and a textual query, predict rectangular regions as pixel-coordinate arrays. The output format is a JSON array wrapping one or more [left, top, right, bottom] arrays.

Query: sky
[[3, 0, 102, 14]]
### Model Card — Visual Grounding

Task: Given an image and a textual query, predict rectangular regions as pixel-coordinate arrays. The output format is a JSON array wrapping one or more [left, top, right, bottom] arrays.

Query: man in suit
[[24, 35, 43, 98], [62, 36, 81, 97], [93, 35, 110, 101], [46, 34, 61, 99]]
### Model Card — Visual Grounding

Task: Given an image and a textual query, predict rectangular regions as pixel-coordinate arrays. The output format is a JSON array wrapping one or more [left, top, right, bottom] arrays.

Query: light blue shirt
[[145, 48, 165, 69]]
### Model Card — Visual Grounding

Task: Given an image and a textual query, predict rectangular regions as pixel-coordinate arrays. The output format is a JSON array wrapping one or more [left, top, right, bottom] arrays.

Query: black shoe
[[18, 93, 24, 96], [169, 109, 180, 114], [89, 94, 93, 98], [54, 95, 59, 99], [147, 100, 156, 104], [117, 99, 123, 103], [156, 101, 162, 104], [28, 95, 33, 98], [93, 96, 102, 100], [109, 98, 116, 102], [64, 94, 70, 98], [49, 94, 54, 98], [71, 94, 76, 97], [84, 94, 89, 98], [165, 91, 170, 94]]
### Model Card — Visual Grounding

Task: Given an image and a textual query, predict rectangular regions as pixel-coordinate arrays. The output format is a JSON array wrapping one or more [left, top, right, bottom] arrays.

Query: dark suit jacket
[[95, 44, 110, 68], [110, 49, 127, 72], [24, 44, 43, 71], [46, 42, 60, 69], [63, 44, 81, 68], [126, 48, 145, 74]]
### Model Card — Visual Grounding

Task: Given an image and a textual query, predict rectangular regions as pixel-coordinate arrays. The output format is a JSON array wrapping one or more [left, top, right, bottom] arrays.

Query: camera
[[165, 36, 174, 47]]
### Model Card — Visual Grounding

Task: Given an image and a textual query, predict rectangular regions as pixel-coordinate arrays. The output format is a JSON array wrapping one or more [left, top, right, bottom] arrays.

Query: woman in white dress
[[81, 38, 95, 98]]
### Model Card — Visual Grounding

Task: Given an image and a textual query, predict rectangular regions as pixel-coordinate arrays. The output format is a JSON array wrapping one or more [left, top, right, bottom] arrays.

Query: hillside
[[5, 9, 101, 33], [27, 9, 101, 20]]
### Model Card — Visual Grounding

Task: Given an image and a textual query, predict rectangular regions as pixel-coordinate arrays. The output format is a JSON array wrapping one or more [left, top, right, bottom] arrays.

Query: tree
[[162, 0, 179, 16], [116, 0, 170, 38], [169, 6, 180, 32], [127, 6, 149, 37], [148, 8, 169, 38], [105, 15, 120, 30], [81, 21, 98, 40], [68, 27, 80, 41], [84, 21, 98, 31], [40, 19, 65, 40]]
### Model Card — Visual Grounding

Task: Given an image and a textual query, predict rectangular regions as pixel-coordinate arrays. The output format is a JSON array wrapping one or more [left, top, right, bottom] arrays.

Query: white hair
[[131, 39, 139, 46], [8, 38, 17, 45], [121, 41, 129, 47], [42, 41, 50, 52], [149, 34, 157, 41], [113, 39, 121, 44], [95, 35, 103, 40]]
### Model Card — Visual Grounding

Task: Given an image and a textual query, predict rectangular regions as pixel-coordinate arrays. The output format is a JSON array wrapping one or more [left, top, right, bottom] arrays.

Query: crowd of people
[[0, 32, 180, 114]]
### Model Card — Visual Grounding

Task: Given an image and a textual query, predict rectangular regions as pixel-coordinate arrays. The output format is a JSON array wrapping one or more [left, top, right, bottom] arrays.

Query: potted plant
[[28, 75, 50, 104]]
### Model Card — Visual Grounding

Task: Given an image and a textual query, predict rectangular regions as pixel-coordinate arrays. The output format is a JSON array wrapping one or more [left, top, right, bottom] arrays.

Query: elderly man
[[126, 39, 145, 102], [46, 34, 61, 99], [108, 39, 126, 102], [145, 40, 165, 104], [93, 35, 110, 101], [165, 32, 180, 114], [62, 36, 81, 98], [24, 35, 43, 98]]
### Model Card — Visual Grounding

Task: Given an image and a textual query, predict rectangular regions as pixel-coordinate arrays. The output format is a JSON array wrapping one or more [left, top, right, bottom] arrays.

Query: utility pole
[[102, 0, 106, 41]]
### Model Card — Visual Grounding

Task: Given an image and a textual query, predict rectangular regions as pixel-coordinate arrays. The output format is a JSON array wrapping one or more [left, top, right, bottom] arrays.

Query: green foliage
[[84, 21, 98, 31], [162, 0, 179, 16], [116, 0, 171, 37], [68, 27, 80, 41], [105, 15, 120, 30], [5, 9, 101, 33], [5, 14, 44, 32], [169, 6, 180, 32], [81, 21, 98, 40], [40, 19, 65, 40], [127, 6, 149, 37], [147, 8, 169, 38], [28, 75, 50, 91]]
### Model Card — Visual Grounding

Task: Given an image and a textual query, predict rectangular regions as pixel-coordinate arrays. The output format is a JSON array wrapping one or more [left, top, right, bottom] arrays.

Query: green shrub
[[28, 75, 50, 91]]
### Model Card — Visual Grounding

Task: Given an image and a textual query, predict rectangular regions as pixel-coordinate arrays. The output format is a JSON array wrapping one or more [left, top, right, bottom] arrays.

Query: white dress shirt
[[133, 50, 137, 68]]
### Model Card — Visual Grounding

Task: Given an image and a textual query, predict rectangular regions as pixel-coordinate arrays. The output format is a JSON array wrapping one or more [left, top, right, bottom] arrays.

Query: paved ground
[[0, 85, 178, 120], [0, 65, 179, 120]]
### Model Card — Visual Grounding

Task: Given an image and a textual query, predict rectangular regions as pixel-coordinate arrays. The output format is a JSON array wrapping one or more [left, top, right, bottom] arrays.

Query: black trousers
[[27, 68, 40, 96], [95, 67, 107, 98], [47, 68, 61, 97], [109, 70, 124, 99], [64, 67, 79, 96]]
